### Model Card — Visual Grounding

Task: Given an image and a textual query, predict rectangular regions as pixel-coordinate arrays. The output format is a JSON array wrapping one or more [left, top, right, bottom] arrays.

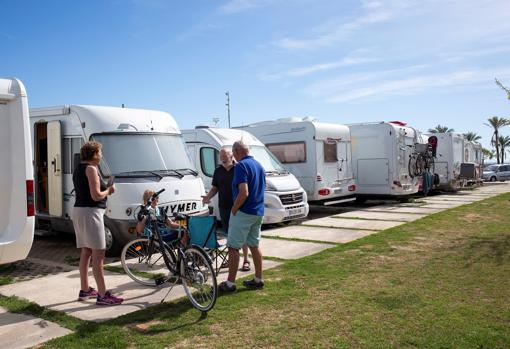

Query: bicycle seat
[[173, 213, 187, 221]]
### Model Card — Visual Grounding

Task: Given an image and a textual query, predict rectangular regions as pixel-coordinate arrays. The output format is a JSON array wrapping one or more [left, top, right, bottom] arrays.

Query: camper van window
[[323, 142, 338, 163], [266, 142, 306, 164], [91, 133, 194, 177], [63, 137, 83, 174], [200, 147, 218, 177]]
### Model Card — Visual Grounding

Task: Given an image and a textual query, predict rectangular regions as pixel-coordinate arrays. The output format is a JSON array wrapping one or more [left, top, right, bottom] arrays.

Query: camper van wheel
[[104, 223, 121, 257]]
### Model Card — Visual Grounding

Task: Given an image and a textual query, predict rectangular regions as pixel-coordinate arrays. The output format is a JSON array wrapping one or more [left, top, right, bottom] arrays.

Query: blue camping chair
[[187, 215, 228, 275]]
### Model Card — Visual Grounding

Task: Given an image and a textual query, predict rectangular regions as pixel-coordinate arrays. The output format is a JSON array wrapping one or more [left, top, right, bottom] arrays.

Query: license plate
[[287, 207, 304, 216], [402, 184, 411, 190]]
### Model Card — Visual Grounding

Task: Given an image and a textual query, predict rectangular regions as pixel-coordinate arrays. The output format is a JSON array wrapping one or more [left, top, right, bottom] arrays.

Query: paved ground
[[0, 306, 71, 349], [1, 183, 508, 348]]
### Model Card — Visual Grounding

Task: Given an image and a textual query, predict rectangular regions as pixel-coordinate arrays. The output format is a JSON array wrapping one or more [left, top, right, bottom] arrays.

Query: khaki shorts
[[227, 210, 263, 249], [72, 207, 106, 250]]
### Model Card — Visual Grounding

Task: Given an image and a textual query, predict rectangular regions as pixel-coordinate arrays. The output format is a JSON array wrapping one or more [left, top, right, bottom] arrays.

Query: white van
[[349, 121, 423, 199], [0, 78, 35, 265], [30, 105, 208, 255], [182, 127, 309, 224], [430, 132, 477, 190], [237, 118, 356, 204]]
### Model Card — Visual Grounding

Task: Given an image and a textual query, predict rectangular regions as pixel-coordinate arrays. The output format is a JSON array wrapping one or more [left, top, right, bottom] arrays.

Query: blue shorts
[[227, 210, 263, 249]]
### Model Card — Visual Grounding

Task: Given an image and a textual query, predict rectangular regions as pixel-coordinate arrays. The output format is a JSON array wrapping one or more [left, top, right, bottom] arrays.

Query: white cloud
[[304, 64, 429, 97], [307, 67, 510, 103], [219, 0, 273, 14], [272, 0, 510, 51], [273, 0, 415, 50], [259, 54, 379, 81]]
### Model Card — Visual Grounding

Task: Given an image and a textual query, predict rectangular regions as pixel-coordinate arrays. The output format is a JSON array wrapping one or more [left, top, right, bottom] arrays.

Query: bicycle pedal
[[155, 277, 166, 285]]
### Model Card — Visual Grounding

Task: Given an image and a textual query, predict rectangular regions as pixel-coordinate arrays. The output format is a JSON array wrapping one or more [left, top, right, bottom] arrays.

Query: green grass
[[1, 193, 510, 348], [0, 264, 16, 285]]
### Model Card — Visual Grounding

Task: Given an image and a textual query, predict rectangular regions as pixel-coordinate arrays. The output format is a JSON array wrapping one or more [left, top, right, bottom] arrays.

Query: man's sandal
[[241, 261, 251, 271]]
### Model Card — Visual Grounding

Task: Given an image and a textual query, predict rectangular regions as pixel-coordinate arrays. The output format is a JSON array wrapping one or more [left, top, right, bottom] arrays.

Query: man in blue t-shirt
[[219, 140, 266, 292]]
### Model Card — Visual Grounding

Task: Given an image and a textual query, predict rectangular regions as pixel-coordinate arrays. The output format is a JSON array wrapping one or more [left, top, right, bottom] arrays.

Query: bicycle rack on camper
[[349, 121, 423, 201]]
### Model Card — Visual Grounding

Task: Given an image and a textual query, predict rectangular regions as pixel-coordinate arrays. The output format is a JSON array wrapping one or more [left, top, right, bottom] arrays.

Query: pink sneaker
[[96, 291, 124, 306], [78, 287, 98, 301]]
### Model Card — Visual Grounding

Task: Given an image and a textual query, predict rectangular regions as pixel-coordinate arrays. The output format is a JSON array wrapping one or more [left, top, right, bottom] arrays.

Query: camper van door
[[47, 121, 63, 217]]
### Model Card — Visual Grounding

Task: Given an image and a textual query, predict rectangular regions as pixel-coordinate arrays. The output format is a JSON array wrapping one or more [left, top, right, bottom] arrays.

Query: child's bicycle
[[120, 189, 217, 312]]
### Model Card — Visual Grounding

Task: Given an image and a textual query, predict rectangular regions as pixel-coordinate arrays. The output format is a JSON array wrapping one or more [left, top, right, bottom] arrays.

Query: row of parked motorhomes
[[1, 78, 483, 263]]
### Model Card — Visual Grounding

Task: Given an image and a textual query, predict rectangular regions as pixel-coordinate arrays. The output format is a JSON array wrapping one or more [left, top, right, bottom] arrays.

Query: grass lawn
[[1, 193, 510, 348]]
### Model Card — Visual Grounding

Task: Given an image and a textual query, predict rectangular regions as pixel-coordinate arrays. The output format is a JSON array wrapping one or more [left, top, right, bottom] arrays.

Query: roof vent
[[195, 125, 210, 129]]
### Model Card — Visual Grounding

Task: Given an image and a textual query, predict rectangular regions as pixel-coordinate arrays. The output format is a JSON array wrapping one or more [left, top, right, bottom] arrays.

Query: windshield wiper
[[152, 169, 184, 179], [174, 168, 198, 176], [115, 170, 163, 179]]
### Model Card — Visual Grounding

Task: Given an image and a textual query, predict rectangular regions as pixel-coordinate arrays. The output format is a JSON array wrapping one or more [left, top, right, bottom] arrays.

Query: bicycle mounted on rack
[[121, 188, 218, 312], [408, 136, 438, 179]]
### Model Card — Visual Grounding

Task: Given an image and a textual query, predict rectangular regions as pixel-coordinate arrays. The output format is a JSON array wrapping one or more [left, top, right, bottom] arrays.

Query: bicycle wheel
[[408, 155, 419, 178], [121, 238, 177, 286], [180, 246, 217, 312]]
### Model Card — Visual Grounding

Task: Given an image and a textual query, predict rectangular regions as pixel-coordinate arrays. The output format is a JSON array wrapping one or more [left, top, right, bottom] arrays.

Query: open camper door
[[47, 121, 63, 217], [0, 78, 35, 264]]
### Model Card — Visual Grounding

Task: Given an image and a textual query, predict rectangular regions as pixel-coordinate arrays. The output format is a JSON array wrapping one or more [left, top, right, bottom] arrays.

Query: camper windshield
[[250, 146, 287, 175], [92, 133, 195, 177]]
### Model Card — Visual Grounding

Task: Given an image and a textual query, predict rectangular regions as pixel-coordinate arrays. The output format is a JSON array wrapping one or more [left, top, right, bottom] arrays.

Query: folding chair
[[187, 215, 228, 275]]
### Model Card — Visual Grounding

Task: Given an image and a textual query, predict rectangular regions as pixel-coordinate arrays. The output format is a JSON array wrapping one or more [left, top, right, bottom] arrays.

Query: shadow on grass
[[463, 232, 510, 267], [108, 287, 256, 333]]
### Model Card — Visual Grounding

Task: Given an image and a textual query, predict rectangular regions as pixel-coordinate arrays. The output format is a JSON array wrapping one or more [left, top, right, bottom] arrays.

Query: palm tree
[[463, 132, 481, 142], [428, 125, 455, 133], [484, 116, 508, 164], [495, 78, 510, 100], [499, 135, 510, 163], [482, 148, 495, 160]]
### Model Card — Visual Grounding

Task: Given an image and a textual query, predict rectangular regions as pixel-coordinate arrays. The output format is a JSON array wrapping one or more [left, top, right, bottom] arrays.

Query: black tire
[[181, 245, 217, 312], [490, 176, 497, 182], [408, 155, 417, 178], [104, 223, 122, 257], [121, 238, 177, 286]]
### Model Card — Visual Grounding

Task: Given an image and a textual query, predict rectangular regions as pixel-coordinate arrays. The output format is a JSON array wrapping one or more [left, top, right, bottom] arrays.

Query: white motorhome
[[427, 132, 465, 190], [237, 118, 356, 204], [462, 139, 483, 185], [182, 127, 309, 224], [30, 105, 208, 255], [0, 78, 35, 265], [349, 121, 423, 199]]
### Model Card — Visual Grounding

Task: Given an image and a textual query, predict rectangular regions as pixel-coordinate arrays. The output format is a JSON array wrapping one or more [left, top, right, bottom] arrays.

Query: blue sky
[[2, 0, 510, 150]]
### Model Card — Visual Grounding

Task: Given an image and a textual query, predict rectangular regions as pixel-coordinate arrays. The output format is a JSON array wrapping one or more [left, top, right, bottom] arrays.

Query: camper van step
[[34, 229, 57, 237]]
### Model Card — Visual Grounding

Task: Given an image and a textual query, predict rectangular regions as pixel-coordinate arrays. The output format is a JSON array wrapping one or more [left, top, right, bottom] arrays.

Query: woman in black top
[[72, 141, 123, 305]]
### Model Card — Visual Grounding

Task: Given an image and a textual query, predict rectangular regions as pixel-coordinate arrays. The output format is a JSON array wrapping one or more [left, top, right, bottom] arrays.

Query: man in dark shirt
[[202, 148, 250, 270]]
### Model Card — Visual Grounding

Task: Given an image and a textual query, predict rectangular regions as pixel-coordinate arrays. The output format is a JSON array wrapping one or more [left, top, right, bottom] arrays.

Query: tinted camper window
[[63, 137, 83, 174], [323, 141, 338, 163], [200, 147, 218, 177], [266, 142, 306, 164]]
